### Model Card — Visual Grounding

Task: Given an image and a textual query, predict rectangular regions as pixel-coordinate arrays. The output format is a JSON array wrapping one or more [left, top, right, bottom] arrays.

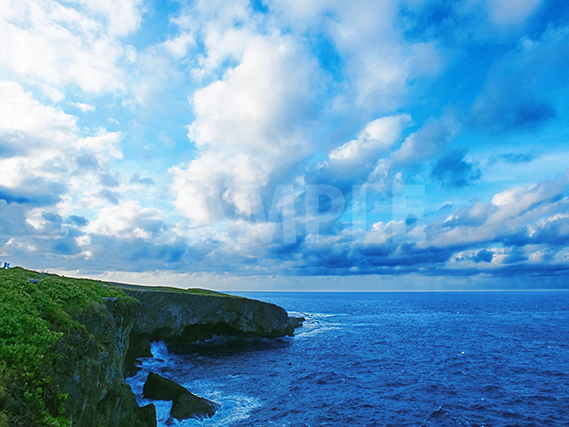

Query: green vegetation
[[0, 267, 134, 427], [111, 282, 243, 298], [0, 267, 246, 426]]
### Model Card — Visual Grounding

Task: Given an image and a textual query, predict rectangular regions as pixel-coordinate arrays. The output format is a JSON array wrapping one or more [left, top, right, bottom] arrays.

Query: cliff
[[0, 268, 296, 427], [122, 285, 293, 370]]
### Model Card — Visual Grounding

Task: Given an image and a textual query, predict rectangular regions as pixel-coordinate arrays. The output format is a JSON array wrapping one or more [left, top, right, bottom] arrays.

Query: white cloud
[[41, 84, 65, 102], [0, 81, 77, 142], [0, 80, 128, 233], [0, 0, 144, 94], [74, 129, 123, 161], [328, 114, 412, 172], [72, 102, 96, 113], [392, 115, 458, 165], [267, 0, 443, 110], [431, 173, 569, 247], [163, 33, 196, 58], [188, 34, 317, 152], [365, 159, 393, 193], [174, 33, 320, 223], [0, 80, 78, 188], [490, 178, 568, 221], [174, 0, 255, 75], [75, 0, 144, 36], [85, 200, 163, 240]]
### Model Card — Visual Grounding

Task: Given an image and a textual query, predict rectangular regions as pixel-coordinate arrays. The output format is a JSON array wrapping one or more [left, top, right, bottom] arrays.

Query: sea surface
[[126, 291, 569, 426]]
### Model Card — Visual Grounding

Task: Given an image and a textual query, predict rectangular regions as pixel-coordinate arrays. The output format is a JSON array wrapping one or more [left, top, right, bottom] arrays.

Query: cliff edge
[[0, 268, 296, 427]]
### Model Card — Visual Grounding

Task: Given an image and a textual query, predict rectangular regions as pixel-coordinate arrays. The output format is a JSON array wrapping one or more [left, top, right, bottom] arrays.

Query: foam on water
[[126, 341, 261, 427], [150, 341, 170, 360], [292, 312, 342, 339], [125, 292, 569, 426]]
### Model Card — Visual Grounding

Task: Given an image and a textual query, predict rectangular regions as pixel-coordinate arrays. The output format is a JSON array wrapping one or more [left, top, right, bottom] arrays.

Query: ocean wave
[[126, 341, 261, 427], [157, 394, 260, 427]]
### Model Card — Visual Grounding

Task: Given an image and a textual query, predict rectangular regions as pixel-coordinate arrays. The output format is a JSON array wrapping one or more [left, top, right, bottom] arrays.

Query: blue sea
[[126, 292, 569, 426]]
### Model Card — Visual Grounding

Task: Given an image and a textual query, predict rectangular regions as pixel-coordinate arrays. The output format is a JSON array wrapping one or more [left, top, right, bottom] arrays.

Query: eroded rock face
[[124, 288, 295, 369], [289, 316, 305, 329], [143, 372, 219, 421], [59, 284, 295, 427], [127, 288, 294, 340], [54, 296, 153, 427]]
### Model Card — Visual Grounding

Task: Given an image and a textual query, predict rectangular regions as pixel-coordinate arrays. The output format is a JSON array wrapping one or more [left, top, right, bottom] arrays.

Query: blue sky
[[1, 0, 569, 290]]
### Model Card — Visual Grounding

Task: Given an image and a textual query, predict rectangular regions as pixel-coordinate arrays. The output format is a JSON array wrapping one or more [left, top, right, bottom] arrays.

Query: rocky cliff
[[122, 285, 294, 370], [55, 295, 155, 427], [0, 268, 296, 427]]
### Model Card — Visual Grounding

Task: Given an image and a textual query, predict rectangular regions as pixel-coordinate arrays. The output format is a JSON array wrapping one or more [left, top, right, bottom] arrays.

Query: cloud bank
[[1, 0, 569, 289]]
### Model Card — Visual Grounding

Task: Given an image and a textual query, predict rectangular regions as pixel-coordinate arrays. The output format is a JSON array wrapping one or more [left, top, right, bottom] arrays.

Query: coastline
[[0, 267, 298, 427]]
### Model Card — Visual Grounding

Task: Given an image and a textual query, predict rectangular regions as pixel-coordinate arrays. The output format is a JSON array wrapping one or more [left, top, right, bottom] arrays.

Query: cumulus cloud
[[0, 81, 145, 266], [173, 32, 321, 223], [0, 80, 77, 198], [0, 0, 144, 94], [392, 115, 458, 165], [275, 170, 569, 276], [1, 0, 567, 286], [327, 114, 412, 175], [85, 200, 164, 240], [429, 172, 569, 252], [267, 0, 443, 110]]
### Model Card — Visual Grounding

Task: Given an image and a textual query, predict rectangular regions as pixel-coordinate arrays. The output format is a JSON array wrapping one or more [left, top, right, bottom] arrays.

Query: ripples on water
[[126, 292, 569, 426]]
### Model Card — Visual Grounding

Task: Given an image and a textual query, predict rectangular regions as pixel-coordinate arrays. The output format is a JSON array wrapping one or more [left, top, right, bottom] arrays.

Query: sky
[[1, 0, 569, 290]]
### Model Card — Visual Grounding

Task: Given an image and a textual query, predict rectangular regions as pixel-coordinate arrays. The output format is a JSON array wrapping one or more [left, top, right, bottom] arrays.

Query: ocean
[[126, 291, 569, 426]]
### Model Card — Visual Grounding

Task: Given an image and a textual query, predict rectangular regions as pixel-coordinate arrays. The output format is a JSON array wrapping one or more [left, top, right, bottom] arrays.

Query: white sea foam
[[151, 341, 170, 359], [148, 391, 260, 427], [125, 341, 261, 426], [294, 326, 342, 338], [292, 312, 343, 339]]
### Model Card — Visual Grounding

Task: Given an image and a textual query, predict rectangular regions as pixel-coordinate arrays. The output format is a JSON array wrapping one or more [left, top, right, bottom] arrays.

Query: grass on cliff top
[[0, 267, 133, 427], [110, 282, 243, 298], [0, 267, 242, 426]]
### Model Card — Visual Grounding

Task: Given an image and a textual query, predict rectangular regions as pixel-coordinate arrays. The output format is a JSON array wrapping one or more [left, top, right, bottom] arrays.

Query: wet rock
[[142, 372, 219, 421], [143, 372, 181, 401], [289, 316, 305, 329], [171, 388, 219, 421]]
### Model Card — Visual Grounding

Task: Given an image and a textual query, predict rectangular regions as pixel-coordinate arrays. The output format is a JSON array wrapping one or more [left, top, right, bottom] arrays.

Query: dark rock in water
[[142, 372, 219, 420], [143, 372, 181, 401], [289, 316, 305, 329], [1, 267, 293, 427], [171, 388, 219, 421]]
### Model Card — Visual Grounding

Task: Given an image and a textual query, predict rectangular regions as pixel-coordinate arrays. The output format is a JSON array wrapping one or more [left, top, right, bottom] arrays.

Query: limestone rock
[[143, 372, 182, 401], [142, 373, 219, 421], [171, 387, 219, 421], [289, 316, 305, 329], [125, 288, 295, 344]]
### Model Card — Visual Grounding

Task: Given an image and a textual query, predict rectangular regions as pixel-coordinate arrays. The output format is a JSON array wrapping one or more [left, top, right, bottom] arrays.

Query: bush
[[0, 268, 131, 427]]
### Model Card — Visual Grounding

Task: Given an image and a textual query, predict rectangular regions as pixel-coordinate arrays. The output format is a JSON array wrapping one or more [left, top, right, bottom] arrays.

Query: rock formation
[[0, 268, 300, 427], [75, 285, 295, 426], [143, 372, 219, 420]]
